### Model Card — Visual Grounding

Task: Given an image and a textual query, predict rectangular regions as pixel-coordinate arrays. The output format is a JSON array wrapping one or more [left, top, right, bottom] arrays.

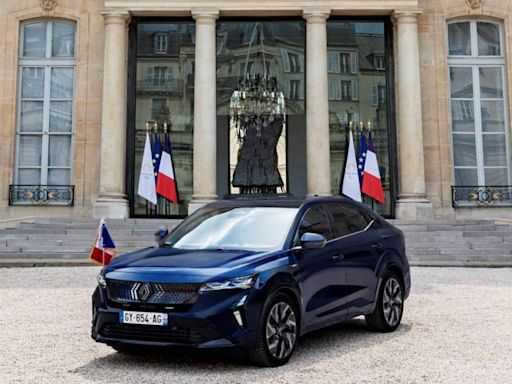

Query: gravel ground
[[0, 267, 511, 384]]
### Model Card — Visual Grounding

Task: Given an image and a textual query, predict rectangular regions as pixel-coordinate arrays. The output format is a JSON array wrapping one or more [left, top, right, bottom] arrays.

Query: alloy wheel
[[265, 301, 297, 360], [382, 277, 403, 327]]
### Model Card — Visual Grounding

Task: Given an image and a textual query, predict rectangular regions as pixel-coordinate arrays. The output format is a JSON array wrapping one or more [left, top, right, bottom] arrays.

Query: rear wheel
[[249, 292, 299, 367], [365, 271, 404, 332]]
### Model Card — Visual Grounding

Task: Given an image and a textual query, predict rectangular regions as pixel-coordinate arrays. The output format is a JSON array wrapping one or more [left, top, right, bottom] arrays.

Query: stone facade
[[0, 0, 511, 220]]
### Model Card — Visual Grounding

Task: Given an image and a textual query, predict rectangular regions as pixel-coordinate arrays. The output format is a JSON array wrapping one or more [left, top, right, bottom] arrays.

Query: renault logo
[[137, 283, 152, 301]]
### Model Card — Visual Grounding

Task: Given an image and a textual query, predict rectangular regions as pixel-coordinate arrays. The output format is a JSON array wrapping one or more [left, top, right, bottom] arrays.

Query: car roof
[[208, 195, 364, 210]]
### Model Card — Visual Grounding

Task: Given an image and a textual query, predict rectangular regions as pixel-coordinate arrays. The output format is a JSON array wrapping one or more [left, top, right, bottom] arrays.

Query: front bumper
[[91, 285, 262, 350]]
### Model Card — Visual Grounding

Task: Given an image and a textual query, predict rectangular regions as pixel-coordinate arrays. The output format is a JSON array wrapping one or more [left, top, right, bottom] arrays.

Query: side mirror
[[154, 227, 169, 246], [300, 232, 326, 250]]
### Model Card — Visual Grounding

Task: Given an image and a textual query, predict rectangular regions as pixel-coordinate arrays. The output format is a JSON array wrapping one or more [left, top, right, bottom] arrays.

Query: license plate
[[119, 311, 168, 326]]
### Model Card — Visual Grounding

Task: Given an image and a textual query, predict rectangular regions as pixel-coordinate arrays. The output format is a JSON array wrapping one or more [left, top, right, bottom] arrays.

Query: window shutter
[[335, 80, 342, 100], [328, 79, 335, 100], [299, 54, 304, 73], [281, 48, 291, 73], [327, 52, 334, 73], [351, 80, 359, 101], [350, 52, 358, 74], [372, 86, 378, 106], [299, 80, 304, 100], [334, 52, 341, 73]]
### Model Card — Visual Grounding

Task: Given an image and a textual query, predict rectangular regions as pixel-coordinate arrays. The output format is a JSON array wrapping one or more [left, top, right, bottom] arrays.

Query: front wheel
[[249, 292, 299, 367], [365, 271, 404, 332]]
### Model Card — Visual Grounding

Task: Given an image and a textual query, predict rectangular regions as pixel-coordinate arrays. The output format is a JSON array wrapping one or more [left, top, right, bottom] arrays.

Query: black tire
[[365, 270, 404, 333], [248, 291, 299, 367]]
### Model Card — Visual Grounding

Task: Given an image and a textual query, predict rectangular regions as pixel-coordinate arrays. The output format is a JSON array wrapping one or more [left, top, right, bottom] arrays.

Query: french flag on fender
[[156, 133, 179, 203], [361, 132, 385, 204], [89, 218, 118, 266]]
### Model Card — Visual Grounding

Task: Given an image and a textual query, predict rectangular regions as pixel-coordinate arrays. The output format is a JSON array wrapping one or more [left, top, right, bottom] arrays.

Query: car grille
[[106, 279, 201, 305], [100, 323, 221, 344]]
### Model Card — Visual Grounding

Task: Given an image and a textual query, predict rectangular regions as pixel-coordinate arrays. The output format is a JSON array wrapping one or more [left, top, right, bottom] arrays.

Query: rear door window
[[298, 206, 333, 240], [325, 204, 371, 238]]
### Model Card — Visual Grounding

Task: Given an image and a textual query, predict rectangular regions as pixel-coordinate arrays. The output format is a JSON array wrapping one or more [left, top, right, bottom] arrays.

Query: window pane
[[20, 101, 44, 132], [52, 22, 75, 57], [21, 67, 45, 99], [480, 67, 503, 98], [450, 67, 473, 98], [299, 207, 332, 240], [454, 168, 478, 185], [325, 204, 369, 237], [49, 136, 71, 166], [477, 22, 501, 56], [448, 22, 471, 56], [483, 134, 507, 166], [51, 67, 74, 99], [48, 169, 71, 185], [22, 22, 46, 57], [18, 136, 42, 166], [451, 100, 475, 132], [481, 100, 505, 132], [484, 168, 508, 186], [18, 169, 41, 185], [453, 134, 476, 166], [49, 101, 73, 132]]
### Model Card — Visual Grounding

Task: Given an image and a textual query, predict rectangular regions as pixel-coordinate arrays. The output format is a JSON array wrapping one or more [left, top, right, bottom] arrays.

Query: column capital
[[101, 11, 130, 25], [192, 9, 219, 24], [302, 8, 330, 23], [392, 10, 422, 24]]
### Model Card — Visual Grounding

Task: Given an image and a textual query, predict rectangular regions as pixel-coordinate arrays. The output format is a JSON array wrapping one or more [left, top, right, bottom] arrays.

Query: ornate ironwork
[[9, 185, 74, 206], [451, 185, 512, 208]]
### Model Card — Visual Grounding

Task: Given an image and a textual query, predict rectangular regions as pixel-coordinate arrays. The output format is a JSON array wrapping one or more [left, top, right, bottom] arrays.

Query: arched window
[[448, 20, 509, 186], [15, 20, 76, 190]]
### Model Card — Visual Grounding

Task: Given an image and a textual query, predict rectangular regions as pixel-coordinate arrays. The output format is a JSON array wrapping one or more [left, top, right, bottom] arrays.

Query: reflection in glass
[[21, 67, 45, 99], [454, 168, 477, 185], [52, 22, 75, 57], [48, 169, 71, 185], [18, 136, 42, 166], [484, 168, 507, 186], [481, 100, 505, 132], [20, 101, 44, 132], [477, 22, 500, 56], [451, 100, 474, 132], [479, 67, 503, 98], [49, 101, 73, 132], [134, 22, 195, 216], [22, 23, 46, 57], [448, 22, 471, 56], [452, 134, 477, 167], [51, 67, 74, 99], [18, 169, 41, 185], [327, 21, 391, 216], [482, 134, 507, 167], [450, 67, 473, 98], [49, 136, 71, 166], [217, 21, 305, 196]]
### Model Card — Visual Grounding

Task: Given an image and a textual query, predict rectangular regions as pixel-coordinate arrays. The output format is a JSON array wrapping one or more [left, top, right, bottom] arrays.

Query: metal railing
[[451, 185, 512, 208], [9, 185, 74, 206]]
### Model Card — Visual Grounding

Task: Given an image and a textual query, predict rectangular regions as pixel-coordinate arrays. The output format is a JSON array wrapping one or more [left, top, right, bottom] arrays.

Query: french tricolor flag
[[156, 133, 179, 203], [361, 132, 385, 204], [89, 218, 117, 266]]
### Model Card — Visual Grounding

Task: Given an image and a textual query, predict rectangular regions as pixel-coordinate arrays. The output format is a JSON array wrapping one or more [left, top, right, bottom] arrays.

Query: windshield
[[166, 206, 298, 252]]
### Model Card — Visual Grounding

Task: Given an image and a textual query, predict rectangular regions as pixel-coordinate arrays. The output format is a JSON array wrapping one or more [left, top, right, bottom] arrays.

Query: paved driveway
[[0, 267, 510, 384]]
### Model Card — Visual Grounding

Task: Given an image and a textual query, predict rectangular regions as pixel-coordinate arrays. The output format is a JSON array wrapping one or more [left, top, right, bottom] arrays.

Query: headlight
[[97, 274, 107, 288], [199, 275, 257, 292]]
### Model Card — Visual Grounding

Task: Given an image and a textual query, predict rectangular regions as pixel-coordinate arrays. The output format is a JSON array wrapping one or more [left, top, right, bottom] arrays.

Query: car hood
[[104, 246, 279, 283]]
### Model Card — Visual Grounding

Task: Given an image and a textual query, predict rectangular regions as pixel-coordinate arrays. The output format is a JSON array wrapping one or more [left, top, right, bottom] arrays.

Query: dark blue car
[[92, 197, 410, 366]]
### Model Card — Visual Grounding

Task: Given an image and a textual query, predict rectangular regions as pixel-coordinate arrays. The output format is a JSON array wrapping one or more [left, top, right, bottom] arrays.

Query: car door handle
[[371, 243, 383, 249], [331, 255, 344, 261]]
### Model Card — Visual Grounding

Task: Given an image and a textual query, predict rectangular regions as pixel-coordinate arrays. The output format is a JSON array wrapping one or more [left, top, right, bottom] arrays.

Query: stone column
[[394, 12, 433, 219], [189, 10, 219, 213], [93, 12, 130, 219], [303, 9, 331, 197]]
